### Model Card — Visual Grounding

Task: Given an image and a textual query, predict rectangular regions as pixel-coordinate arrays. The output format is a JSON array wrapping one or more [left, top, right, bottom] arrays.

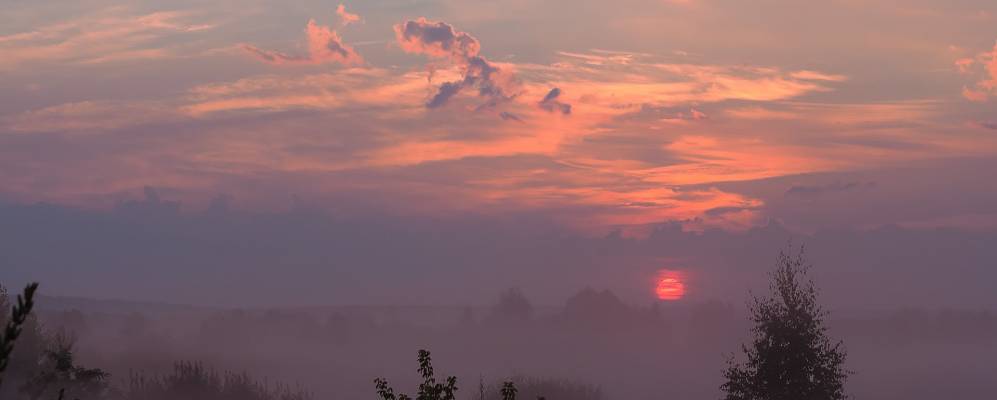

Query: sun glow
[[655, 269, 687, 301]]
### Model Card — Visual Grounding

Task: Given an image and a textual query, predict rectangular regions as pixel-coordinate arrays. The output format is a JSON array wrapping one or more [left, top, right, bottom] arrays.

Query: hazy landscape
[[3, 0, 997, 398], [4, 275, 997, 399]]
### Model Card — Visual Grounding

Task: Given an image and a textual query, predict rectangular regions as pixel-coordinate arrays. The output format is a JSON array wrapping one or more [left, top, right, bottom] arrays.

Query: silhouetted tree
[[488, 289, 533, 323], [721, 248, 848, 400], [499, 382, 516, 400], [561, 288, 632, 327], [0, 282, 39, 389]]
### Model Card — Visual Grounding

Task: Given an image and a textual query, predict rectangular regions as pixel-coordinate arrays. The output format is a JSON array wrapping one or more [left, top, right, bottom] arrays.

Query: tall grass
[[125, 361, 311, 400]]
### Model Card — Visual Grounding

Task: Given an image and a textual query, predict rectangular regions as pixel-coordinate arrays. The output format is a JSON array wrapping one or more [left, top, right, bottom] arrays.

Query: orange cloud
[[243, 19, 362, 66], [723, 106, 797, 120], [182, 69, 427, 116], [170, 50, 870, 197]]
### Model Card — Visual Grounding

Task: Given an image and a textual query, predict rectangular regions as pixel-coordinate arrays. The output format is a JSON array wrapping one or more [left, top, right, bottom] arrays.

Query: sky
[[1, 0, 997, 307]]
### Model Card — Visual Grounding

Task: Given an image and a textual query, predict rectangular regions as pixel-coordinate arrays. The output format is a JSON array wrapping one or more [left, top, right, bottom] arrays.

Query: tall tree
[[721, 248, 849, 400]]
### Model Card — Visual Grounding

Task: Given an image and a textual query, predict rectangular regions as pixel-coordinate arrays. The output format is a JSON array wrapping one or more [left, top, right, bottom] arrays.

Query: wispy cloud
[[0, 9, 213, 69], [243, 19, 362, 66], [2, 100, 180, 133]]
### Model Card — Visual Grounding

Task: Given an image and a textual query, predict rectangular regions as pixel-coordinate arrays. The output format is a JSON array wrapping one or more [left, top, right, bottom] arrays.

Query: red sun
[[655, 270, 686, 301]]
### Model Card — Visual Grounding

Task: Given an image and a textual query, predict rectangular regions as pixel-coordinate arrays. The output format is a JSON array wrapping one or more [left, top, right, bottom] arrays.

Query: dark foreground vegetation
[[1, 284, 313, 400], [373, 349, 604, 400], [0, 248, 866, 399]]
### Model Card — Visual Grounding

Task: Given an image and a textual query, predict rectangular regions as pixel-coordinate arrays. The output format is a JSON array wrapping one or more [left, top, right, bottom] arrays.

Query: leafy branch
[[0, 282, 40, 388]]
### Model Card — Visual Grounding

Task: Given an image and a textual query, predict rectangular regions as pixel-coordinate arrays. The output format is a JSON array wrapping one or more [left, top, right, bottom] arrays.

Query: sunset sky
[[2, 0, 997, 306]]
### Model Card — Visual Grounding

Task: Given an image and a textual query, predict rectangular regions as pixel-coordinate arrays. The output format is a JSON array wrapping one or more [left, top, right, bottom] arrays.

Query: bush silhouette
[[374, 349, 457, 400], [721, 248, 849, 400], [375, 350, 521, 400], [20, 333, 110, 400]]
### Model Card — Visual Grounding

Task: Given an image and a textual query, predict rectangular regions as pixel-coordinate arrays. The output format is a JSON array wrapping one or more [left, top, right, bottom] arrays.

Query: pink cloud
[[959, 40, 997, 101], [986, 42, 997, 88], [244, 19, 362, 66], [963, 86, 989, 102], [955, 57, 975, 74], [336, 4, 361, 26], [789, 70, 848, 82]]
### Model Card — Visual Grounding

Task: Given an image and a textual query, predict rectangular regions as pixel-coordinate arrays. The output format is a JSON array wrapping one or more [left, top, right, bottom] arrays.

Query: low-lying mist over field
[[11, 282, 995, 399]]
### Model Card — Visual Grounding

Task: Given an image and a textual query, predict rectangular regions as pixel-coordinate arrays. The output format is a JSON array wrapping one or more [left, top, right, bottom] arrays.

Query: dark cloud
[[704, 206, 755, 216], [394, 18, 481, 60], [974, 120, 997, 130], [785, 181, 876, 198], [499, 112, 523, 122], [426, 81, 463, 108], [541, 88, 561, 103], [538, 87, 572, 115], [394, 18, 518, 109]]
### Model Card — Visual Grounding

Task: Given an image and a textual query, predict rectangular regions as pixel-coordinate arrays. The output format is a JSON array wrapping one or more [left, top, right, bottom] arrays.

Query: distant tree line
[[2, 247, 850, 400]]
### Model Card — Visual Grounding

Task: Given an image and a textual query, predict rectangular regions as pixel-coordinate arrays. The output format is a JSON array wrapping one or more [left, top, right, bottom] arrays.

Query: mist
[[2, 198, 997, 398]]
